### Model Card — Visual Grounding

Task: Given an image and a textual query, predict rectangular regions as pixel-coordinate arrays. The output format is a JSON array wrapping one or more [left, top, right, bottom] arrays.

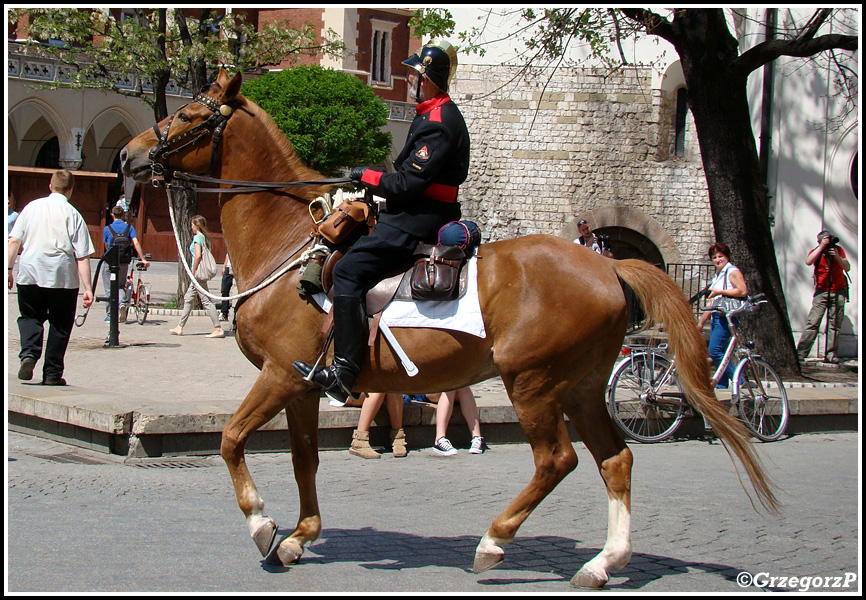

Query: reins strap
[[172, 172, 351, 195]]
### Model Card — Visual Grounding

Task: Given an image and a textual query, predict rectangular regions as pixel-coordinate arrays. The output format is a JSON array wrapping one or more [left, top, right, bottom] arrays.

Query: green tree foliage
[[241, 66, 392, 177]]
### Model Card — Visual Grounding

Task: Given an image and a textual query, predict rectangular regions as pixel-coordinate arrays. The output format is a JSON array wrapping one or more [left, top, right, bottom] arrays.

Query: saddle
[[321, 242, 473, 316], [298, 218, 481, 316]]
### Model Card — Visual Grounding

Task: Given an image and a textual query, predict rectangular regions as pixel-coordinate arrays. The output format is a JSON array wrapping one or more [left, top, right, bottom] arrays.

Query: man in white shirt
[[573, 219, 614, 258], [8, 170, 95, 386]]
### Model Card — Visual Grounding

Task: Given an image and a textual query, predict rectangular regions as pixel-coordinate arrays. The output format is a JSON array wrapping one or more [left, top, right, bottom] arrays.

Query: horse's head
[[121, 68, 243, 183]]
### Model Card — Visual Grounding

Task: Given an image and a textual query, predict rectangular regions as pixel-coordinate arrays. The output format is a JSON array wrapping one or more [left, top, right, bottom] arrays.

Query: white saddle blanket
[[313, 255, 486, 338]]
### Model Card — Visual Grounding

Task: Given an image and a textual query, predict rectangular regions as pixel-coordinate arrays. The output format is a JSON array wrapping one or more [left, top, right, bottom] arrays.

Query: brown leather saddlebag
[[319, 199, 374, 245], [410, 244, 467, 301]]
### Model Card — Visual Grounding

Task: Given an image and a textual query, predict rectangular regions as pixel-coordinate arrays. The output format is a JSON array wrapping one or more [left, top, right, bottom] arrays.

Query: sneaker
[[433, 437, 458, 456], [469, 436, 489, 454]]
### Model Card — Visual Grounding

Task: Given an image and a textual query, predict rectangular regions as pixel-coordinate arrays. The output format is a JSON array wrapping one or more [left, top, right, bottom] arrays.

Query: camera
[[596, 234, 611, 251], [823, 234, 840, 254]]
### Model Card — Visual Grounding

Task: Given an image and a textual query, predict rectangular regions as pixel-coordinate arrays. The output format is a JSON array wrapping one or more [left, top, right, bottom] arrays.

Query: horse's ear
[[223, 71, 243, 101], [215, 67, 230, 86]]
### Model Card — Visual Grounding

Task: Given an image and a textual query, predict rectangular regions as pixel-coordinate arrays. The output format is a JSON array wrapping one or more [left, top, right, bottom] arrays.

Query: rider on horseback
[[293, 39, 471, 406]]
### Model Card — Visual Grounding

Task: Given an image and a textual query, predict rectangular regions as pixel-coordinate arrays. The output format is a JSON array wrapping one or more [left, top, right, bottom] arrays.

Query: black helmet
[[402, 39, 458, 93]]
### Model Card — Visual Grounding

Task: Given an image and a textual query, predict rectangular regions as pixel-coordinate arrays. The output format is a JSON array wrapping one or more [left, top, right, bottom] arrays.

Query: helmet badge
[[420, 55, 433, 75]]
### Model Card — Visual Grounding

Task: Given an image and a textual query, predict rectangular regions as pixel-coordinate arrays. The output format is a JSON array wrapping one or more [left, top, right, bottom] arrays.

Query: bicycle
[[124, 254, 151, 324], [607, 293, 789, 443]]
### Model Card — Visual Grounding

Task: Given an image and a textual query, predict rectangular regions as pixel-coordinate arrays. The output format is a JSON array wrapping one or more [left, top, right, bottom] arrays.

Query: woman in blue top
[[170, 215, 223, 338]]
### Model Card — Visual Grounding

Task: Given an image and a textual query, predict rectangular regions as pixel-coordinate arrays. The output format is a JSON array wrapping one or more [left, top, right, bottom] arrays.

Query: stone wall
[[450, 64, 715, 265]]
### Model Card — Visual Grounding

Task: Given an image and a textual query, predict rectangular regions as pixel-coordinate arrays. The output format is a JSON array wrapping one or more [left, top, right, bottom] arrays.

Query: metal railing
[[666, 263, 715, 318], [625, 262, 713, 332]]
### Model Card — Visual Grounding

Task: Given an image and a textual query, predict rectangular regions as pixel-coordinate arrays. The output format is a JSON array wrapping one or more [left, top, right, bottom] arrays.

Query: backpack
[[109, 221, 134, 264]]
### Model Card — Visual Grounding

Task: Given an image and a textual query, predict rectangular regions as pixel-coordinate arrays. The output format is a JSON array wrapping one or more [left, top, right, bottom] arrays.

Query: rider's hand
[[350, 166, 383, 186], [349, 166, 369, 183]]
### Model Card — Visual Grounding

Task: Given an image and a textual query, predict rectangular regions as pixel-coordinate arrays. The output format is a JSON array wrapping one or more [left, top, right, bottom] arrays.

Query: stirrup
[[292, 361, 359, 407]]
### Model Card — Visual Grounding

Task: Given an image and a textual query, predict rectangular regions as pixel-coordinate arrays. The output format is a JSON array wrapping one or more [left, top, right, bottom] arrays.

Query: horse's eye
[[178, 113, 190, 123]]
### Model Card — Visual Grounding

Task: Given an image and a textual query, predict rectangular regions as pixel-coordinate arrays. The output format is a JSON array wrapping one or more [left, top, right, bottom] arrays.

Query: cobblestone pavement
[[6, 431, 860, 593]]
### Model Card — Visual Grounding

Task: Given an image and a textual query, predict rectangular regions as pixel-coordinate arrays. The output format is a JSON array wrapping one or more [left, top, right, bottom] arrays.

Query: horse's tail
[[613, 259, 780, 514]]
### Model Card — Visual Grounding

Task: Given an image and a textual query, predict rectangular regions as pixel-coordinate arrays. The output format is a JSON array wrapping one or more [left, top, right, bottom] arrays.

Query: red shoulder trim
[[416, 94, 451, 117]]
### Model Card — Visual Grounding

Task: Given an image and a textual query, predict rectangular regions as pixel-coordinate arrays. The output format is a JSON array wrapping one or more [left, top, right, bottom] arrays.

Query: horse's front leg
[[221, 365, 297, 557], [267, 389, 323, 566]]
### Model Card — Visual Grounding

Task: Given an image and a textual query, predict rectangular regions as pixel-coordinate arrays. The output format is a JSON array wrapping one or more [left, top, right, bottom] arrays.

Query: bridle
[[147, 90, 236, 185]]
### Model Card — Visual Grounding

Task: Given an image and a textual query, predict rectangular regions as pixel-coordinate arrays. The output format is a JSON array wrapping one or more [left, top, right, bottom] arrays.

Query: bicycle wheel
[[607, 353, 687, 443], [736, 358, 789, 441], [135, 283, 149, 324]]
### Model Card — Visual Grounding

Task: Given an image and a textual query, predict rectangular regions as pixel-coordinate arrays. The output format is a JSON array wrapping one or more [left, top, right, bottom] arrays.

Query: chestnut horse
[[121, 69, 777, 588]]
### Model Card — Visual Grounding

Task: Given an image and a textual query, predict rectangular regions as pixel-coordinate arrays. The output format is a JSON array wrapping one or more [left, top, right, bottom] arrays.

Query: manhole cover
[[27, 452, 108, 465], [129, 458, 213, 469]]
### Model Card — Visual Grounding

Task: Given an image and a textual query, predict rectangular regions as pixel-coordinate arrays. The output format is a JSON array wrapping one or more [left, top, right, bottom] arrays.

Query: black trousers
[[333, 222, 420, 298], [219, 271, 233, 316], [17, 284, 79, 380]]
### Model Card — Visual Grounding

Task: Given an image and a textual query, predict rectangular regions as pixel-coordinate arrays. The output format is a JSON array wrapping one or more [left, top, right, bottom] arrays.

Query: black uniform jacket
[[359, 93, 470, 240]]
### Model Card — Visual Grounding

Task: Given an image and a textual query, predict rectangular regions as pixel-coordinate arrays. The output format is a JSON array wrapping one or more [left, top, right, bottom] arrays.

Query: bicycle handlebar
[[699, 292, 768, 316]]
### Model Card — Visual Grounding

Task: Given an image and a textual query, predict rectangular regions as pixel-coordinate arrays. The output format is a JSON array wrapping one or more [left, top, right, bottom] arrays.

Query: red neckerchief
[[416, 94, 451, 115]]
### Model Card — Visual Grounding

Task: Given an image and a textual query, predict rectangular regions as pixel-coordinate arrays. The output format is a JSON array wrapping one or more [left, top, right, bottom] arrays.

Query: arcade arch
[[86, 107, 140, 172], [8, 98, 68, 167], [560, 206, 682, 268]]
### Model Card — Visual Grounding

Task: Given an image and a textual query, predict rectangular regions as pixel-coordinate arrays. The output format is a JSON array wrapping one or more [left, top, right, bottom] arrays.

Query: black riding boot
[[293, 295, 366, 406]]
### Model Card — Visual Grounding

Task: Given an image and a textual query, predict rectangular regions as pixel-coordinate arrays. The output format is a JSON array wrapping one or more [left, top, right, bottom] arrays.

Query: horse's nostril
[[119, 147, 128, 165]]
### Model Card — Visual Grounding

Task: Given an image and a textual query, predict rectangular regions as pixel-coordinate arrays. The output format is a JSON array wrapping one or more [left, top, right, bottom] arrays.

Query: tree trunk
[[175, 8, 210, 93], [673, 12, 801, 375], [173, 186, 199, 308]]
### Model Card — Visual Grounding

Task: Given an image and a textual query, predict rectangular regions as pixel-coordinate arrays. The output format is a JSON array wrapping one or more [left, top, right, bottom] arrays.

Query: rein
[[165, 183, 317, 305], [171, 172, 352, 195]]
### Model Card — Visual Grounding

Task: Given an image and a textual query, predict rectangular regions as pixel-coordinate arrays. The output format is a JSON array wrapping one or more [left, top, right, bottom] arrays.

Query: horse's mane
[[238, 94, 325, 182]]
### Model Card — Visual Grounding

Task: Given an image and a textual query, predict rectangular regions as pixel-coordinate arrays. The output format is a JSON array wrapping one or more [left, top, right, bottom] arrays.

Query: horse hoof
[[571, 567, 608, 589], [251, 519, 278, 557], [473, 552, 504, 573], [278, 537, 305, 565], [265, 536, 304, 566]]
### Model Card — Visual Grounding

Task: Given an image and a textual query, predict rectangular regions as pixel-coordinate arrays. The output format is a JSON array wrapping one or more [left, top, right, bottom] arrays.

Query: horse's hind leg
[[474, 376, 578, 573], [221, 365, 299, 558], [563, 386, 633, 589]]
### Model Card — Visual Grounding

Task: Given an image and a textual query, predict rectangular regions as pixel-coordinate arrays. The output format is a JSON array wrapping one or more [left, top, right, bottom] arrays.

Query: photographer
[[574, 219, 614, 258], [796, 230, 850, 363]]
